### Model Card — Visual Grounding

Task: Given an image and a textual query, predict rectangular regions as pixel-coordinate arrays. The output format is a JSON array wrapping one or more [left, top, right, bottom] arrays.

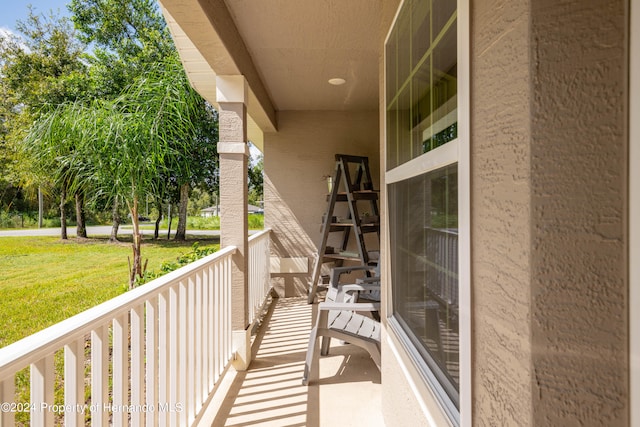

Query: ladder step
[[329, 224, 378, 233], [332, 191, 379, 201]]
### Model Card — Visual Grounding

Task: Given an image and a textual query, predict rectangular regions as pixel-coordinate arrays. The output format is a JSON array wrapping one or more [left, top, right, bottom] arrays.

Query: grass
[[0, 235, 219, 348], [144, 214, 264, 230], [0, 235, 220, 425]]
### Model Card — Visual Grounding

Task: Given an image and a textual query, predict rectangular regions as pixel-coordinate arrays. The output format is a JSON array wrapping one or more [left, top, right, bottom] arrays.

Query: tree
[[69, 0, 175, 98], [248, 153, 264, 206], [69, 0, 219, 242], [0, 8, 89, 237], [171, 104, 219, 240], [26, 57, 210, 287]]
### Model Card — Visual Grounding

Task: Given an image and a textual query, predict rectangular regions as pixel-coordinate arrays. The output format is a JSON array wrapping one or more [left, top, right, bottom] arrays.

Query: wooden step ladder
[[308, 154, 380, 303]]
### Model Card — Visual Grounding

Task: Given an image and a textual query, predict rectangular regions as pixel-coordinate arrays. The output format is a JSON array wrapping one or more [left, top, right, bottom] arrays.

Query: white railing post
[[178, 280, 188, 426], [157, 290, 169, 427], [195, 271, 203, 408], [145, 297, 159, 427], [131, 304, 145, 426], [187, 276, 196, 423], [0, 376, 15, 427], [112, 313, 129, 427], [64, 338, 85, 427], [30, 355, 54, 426], [91, 325, 109, 426]]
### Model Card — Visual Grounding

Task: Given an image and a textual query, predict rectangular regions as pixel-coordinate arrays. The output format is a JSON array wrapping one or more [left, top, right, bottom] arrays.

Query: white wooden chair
[[302, 269, 381, 385]]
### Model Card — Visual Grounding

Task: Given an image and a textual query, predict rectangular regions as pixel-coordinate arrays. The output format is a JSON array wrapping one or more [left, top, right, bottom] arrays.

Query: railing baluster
[[169, 285, 179, 427], [195, 270, 203, 406], [208, 265, 214, 388], [202, 266, 210, 395], [0, 375, 15, 427], [146, 297, 158, 427], [213, 262, 220, 380], [187, 276, 195, 422], [30, 355, 54, 426], [131, 304, 145, 426], [179, 281, 188, 426], [157, 290, 169, 427], [112, 313, 129, 427], [225, 256, 232, 361], [91, 325, 109, 426], [64, 338, 85, 427]]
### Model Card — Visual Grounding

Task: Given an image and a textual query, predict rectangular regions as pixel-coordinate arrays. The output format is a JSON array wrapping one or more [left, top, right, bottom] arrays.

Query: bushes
[[159, 214, 264, 230], [0, 211, 37, 228], [137, 242, 218, 285]]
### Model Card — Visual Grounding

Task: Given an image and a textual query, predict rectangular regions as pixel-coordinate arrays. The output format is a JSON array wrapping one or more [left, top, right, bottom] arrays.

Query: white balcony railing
[[247, 228, 272, 326], [0, 246, 238, 427]]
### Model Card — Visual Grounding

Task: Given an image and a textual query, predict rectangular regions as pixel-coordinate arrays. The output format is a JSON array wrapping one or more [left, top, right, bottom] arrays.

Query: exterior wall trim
[[218, 142, 250, 156], [456, 1, 471, 424], [630, 0, 639, 424]]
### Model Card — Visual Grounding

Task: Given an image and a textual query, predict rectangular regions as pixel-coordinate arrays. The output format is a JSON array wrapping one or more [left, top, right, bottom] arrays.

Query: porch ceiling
[[224, 0, 382, 111], [160, 0, 383, 120]]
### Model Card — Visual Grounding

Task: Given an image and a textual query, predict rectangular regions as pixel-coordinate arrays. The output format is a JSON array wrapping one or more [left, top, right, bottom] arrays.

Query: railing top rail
[[0, 245, 237, 378], [248, 228, 272, 243]]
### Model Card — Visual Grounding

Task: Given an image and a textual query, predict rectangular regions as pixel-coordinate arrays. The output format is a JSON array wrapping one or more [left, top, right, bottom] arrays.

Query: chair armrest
[[341, 284, 381, 293], [356, 276, 380, 285], [330, 265, 377, 286], [318, 302, 380, 312]]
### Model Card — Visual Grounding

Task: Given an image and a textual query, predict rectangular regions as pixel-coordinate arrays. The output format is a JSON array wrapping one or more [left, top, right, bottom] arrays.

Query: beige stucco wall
[[471, 0, 534, 424], [264, 110, 379, 297], [529, 0, 628, 424], [381, 0, 629, 426]]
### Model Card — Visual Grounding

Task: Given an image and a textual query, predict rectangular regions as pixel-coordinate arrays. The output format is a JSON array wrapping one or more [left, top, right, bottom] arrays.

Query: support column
[[216, 75, 251, 370]]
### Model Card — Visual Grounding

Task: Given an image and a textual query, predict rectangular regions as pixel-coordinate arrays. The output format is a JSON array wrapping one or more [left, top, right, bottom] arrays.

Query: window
[[389, 165, 459, 404], [385, 0, 468, 423], [386, 0, 457, 169]]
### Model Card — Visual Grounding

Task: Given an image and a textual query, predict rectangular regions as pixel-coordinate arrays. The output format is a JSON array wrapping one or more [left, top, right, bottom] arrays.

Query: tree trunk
[[60, 187, 67, 240], [109, 196, 120, 243], [154, 200, 162, 240], [129, 197, 143, 288], [75, 191, 87, 238], [167, 203, 172, 240], [174, 182, 189, 241], [38, 186, 43, 228]]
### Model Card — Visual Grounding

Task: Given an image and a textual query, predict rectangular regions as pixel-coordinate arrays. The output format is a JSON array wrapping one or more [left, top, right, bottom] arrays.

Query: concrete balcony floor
[[200, 297, 384, 427]]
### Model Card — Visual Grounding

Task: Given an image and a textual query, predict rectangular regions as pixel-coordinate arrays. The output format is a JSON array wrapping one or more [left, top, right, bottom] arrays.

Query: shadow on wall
[[265, 176, 317, 297]]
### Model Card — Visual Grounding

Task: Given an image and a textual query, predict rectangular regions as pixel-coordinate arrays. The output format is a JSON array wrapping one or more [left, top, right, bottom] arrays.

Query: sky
[[1, 0, 71, 35]]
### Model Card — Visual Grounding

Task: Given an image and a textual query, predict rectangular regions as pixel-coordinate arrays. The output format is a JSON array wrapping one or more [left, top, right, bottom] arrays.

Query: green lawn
[[0, 235, 219, 348]]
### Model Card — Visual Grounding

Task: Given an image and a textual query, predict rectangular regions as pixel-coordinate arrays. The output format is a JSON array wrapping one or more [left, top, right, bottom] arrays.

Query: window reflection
[[390, 165, 459, 407]]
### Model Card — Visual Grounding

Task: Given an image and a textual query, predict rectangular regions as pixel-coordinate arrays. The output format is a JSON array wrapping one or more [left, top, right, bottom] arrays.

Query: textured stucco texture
[[529, 0, 628, 425], [218, 102, 249, 329], [472, 0, 628, 425]]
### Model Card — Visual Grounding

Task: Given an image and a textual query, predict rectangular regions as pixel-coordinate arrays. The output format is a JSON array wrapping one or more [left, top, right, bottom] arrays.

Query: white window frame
[[630, 0, 639, 424], [383, 1, 470, 426]]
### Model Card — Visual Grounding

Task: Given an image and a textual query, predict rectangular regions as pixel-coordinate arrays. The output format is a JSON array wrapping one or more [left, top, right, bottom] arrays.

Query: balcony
[[0, 228, 383, 426]]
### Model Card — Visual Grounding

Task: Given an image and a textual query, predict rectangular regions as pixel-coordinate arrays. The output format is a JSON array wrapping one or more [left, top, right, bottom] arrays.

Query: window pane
[[386, 0, 457, 170], [411, 0, 430, 69], [390, 165, 459, 407], [425, 22, 457, 152], [386, 27, 397, 105]]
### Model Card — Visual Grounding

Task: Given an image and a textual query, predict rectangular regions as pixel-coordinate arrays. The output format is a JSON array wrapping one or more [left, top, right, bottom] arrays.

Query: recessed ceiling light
[[328, 78, 346, 86]]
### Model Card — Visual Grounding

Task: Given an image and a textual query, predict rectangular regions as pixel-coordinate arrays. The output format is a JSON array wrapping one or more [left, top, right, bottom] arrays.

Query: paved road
[[0, 225, 221, 237]]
